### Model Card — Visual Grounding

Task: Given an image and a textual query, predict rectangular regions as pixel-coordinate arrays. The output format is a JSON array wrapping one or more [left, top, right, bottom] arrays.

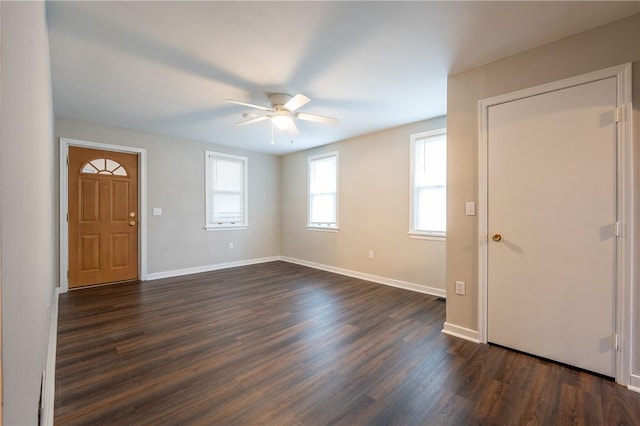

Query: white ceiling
[[47, 1, 640, 155]]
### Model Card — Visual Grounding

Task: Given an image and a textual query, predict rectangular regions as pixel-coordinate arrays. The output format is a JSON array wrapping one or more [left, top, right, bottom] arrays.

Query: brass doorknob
[[129, 221, 136, 226], [492, 234, 502, 242]]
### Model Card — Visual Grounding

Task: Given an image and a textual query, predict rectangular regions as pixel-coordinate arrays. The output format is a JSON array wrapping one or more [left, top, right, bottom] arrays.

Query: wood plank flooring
[[55, 261, 640, 425]]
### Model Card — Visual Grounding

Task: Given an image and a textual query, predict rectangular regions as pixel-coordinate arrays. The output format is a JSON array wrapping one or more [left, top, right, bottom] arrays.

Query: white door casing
[[478, 63, 633, 385]]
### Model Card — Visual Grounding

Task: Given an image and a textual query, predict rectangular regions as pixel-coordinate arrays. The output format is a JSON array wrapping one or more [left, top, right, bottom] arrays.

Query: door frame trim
[[59, 137, 148, 292], [477, 63, 633, 385]]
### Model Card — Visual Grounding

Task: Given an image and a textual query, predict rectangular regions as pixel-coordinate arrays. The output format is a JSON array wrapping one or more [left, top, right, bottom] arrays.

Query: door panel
[[111, 180, 130, 221], [111, 233, 130, 267], [80, 235, 100, 271], [69, 147, 139, 288], [80, 179, 100, 222], [487, 77, 617, 377]]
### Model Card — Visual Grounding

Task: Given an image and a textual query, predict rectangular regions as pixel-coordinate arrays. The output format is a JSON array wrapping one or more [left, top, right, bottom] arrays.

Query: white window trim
[[408, 232, 446, 241], [409, 128, 447, 240], [306, 226, 341, 232], [205, 151, 249, 231], [307, 151, 339, 231]]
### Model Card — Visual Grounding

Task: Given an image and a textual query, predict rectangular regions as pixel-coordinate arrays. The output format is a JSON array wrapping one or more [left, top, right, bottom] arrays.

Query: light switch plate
[[455, 281, 466, 296], [465, 202, 476, 216], [153, 208, 162, 216]]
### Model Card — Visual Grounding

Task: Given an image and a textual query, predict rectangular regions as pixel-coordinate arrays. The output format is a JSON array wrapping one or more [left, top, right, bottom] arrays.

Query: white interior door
[[487, 77, 617, 377]]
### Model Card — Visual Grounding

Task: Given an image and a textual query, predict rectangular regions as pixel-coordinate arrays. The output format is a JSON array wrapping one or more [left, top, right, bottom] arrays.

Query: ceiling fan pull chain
[[271, 121, 275, 145]]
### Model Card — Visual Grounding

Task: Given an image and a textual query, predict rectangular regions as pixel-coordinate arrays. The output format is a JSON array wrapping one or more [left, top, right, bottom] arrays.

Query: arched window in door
[[80, 158, 128, 176]]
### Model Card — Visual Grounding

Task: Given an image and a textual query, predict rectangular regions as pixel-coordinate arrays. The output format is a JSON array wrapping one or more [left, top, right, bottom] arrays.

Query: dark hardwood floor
[[55, 261, 640, 425]]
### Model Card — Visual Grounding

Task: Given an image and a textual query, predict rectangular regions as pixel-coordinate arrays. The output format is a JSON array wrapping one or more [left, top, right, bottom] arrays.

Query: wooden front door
[[68, 147, 139, 288]]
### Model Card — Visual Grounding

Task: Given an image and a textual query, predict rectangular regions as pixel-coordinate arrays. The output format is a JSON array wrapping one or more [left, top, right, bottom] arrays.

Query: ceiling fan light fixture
[[271, 114, 292, 129]]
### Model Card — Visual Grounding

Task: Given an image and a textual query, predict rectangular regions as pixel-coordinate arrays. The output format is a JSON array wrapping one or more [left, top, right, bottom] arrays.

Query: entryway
[[60, 138, 148, 291]]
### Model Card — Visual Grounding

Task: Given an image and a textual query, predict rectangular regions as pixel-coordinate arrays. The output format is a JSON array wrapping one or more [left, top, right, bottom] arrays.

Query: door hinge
[[615, 221, 621, 237], [613, 334, 620, 351], [66, 270, 69, 279], [615, 107, 623, 123], [66, 212, 69, 222], [66, 156, 69, 166]]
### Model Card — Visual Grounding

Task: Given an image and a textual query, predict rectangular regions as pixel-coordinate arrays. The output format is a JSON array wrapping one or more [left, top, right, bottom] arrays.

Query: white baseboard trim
[[41, 287, 60, 426], [280, 256, 446, 298], [145, 256, 281, 281], [442, 322, 480, 343], [629, 374, 640, 393]]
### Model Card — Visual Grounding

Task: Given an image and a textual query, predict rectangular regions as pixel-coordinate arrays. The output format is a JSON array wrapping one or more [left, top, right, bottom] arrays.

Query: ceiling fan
[[224, 93, 338, 136]]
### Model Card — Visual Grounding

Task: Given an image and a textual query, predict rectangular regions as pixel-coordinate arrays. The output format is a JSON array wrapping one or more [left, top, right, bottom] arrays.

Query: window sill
[[205, 225, 249, 231], [307, 226, 340, 233], [408, 232, 446, 242]]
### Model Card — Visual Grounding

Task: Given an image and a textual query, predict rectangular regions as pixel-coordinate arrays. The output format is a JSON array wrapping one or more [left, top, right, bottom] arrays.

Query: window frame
[[307, 151, 339, 232], [204, 151, 249, 231], [409, 129, 447, 241]]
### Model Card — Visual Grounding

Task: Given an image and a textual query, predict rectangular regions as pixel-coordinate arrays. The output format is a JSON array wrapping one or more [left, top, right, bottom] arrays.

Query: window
[[410, 130, 446, 239], [205, 151, 248, 230], [308, 152, 338, 230], [81, 158, 127, 176]]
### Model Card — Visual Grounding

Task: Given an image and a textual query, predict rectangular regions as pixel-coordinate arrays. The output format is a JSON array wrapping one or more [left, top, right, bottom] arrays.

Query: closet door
[[487, 77, 617, 377]]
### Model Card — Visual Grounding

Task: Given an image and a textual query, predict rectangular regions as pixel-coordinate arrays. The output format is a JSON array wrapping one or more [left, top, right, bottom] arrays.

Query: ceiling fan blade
[[295, 112, 339, 125], [286, 119, 299, 136], [284, 94, 311, 112], [225, 99, 273, 112], [237, 115, 270, 126]]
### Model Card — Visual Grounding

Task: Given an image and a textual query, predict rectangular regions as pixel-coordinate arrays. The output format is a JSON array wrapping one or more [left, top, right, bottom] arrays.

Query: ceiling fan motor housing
[[269, 93, 292, 110]]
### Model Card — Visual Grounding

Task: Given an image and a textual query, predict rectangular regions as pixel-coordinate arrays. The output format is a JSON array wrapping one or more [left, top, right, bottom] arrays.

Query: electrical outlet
[[455, 281, 466, 296], [368, 250, 374, 259], [228, 242, 234, 249]]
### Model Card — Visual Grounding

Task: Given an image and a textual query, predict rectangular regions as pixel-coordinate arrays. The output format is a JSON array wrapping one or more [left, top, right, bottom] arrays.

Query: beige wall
[[56, 118, 281, 275], [1, 1, 57, 424], [446, 14, 640, 368], [281, 117, 447, 294]]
